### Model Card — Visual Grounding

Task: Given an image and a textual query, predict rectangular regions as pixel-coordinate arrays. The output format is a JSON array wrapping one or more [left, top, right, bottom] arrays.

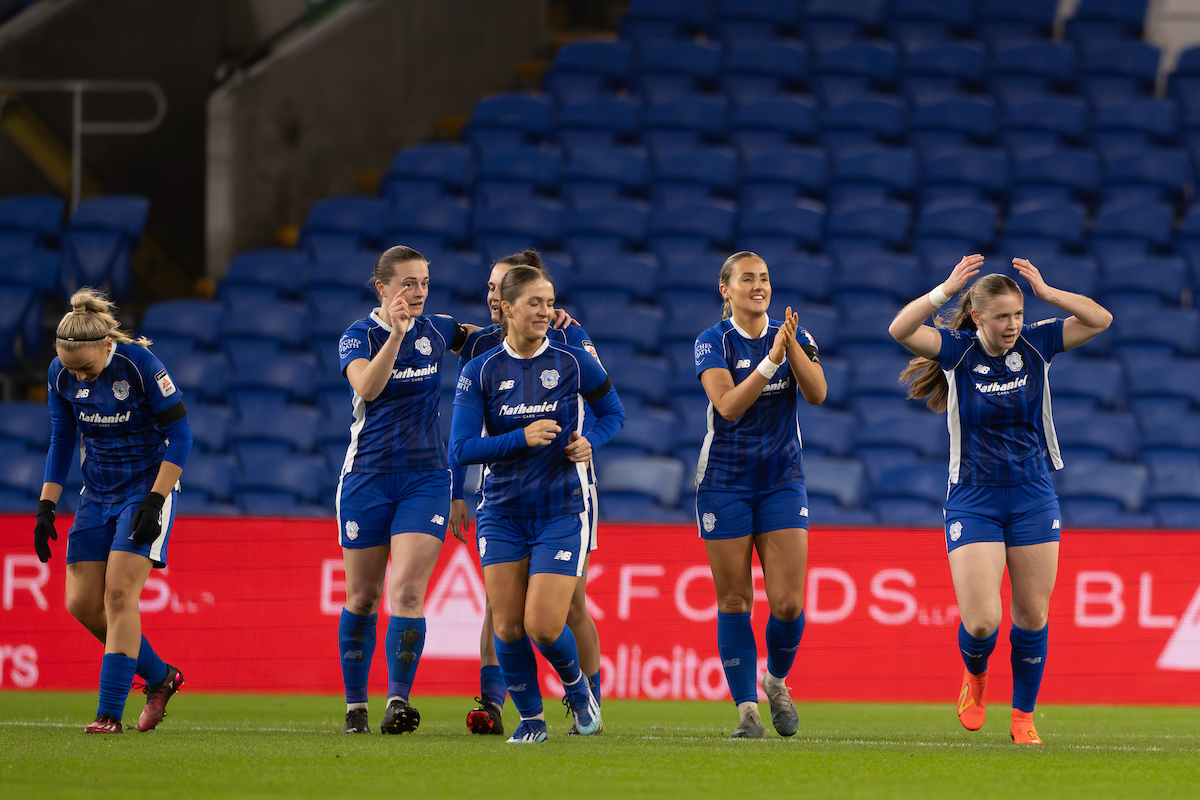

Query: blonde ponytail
[[56, 288, 152, 351]]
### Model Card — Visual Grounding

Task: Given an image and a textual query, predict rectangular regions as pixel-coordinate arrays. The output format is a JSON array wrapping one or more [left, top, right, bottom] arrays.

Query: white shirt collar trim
[[370, 309, 393, 333], [104, 341, 117, 368], [503, 337, 551, 359], [730, 317, 769, 339]]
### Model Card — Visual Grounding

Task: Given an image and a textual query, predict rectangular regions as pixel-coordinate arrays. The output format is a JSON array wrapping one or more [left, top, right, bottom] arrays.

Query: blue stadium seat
[[659, 289, 720, 342], [60, 195, 149, 303], [649, 202, 737, 248], [739, 147, 827, 201], [1111, 308, 1200, 357], [236, 488, 328, 518], [766, 258, 830, 306], [1091, 97, 1178, 148], [1101, 148, 1193, 202], [914, 200, 996, 248], [989, 42, 1077, 91], [637, 42, 722, 102], [670, 391, 711, 445], [720, 42, 808, 101], [606, 355, 671, 406], [598, 492, 692, 522], [465, 93, 553, 150], [183, 453, 236, 503], [1099, 259, 1188, 307], [826, 201, 910, 245], [472, 201, 562, 254], [185, 402, 232, 453], [819, 96, 907, 142], [0, 194, 64, 245], [800, 406, 858, 456], [155, 348, 228, 404], [1059, 497, 1155, 528], [921, 148, 1008, 201], [227, 351, 316, 404], [835, 307, 906, 361], [1066, 0, 1148, 44], [0, 285, 40, 370], [550, 40, 633, 88], [1126, 360, 1200, 408], [1010, 148, 1098, 203], [1140, 414, 1200, 457], [1091, 199, 1174, 246], [562, 202, 650, 254], [830, 147, 918, 197], [872, 459, 949, 505], [1149, 499, 1200, 529], [554, 97, 642, 149], [300, 196, 386, 257], [870, 497, 944, 527], [560, 147, 649, 204], [849, 356, 918, 398], [382, 143, 472, 202], [305, 250, 378, 293], [306, 287, 372, 341], [1049, 359, 1123, 409], [598, 455, 686, 507], [831, 255, 921, 304], [998, 98, 1089, 151], [1145, 455, 1200, 504], [814, 41, 898, 87], [909, 95, 997, 144], [978, 0, 1057, 46], [901, 42, 985, 89], [1055, 411, 1139, 460], [815, 355, 850, 406], [651, 147, 738, 204], [228, 403, 320, 453], [729, 98, 820, 153], [221, 249, 308, 302], [0, 450, 46, 497], [1004, 200, 1087, 247], [0, 401, 50, 449], [641, 96, 729, 151], [219, 302, 309, 348], [855, 412, 948, 458], [609, 407, 676, 455], [140, 300, 224, 348], [476, 146, 561, 193], [383, 200, 472, 252], [1054, 459, 1147, 512], [620, 0, 711, 43], [803, 455, 864, 508], [738, 203, 825, 250], [582, 304, 665, 351], [1080, 40, 1159, 99]]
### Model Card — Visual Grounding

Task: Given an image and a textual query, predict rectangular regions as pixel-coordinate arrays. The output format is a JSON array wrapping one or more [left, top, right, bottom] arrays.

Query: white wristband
[[756, 357, 780, 379], [928, 285, 951, 309]]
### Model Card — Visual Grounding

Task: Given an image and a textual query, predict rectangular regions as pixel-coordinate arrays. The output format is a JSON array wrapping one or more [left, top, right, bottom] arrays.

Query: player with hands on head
[[450, 265, 625, 744], [451, 250, 605, 737], [38, 288, 192, 734], [890, 255, 1112, 744], [334, 245, 476, 735], [693, 252, 827, 739]]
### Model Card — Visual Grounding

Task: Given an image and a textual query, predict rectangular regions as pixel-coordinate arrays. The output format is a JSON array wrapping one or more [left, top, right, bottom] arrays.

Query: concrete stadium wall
[[206, 0, 548, 279]]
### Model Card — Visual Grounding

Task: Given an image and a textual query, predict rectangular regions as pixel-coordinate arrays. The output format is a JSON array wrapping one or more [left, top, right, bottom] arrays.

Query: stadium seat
[[561, 203, 651, 255], [185, 402, 233, 453], [550, 40, 633, 88], [60, 195, 149, 302], [227, 351, 316, 404], [382, 143, 472, 202], [872, 459, 949, 505], [914, 200, 996, 247], [855, 412, 948, 458], [606, 355, 672, 406], [670, 391, 711, 445], [1058, 497, 1155, 528], [659, 289, 721, 342], [1101, 149, 1193, 203], [598, 492, 693, 522], [620, 0, 711, 44], [555, 96, 642, 149], [830, 148, 918, 197], [220, 249, 308, 302], [1065, 0, 1148, 44], [598, 455, 686, 507], [1080, 40, 1159, 99], [1004, 200, 1087, 248], [651, 147, 738, 205], [1048, 359, 1123, 409], [140, 300, 224, 349], [219, 302, 309, 349], [908, 95, 997, 144], [1055, 411, 1139, 460], [1054, 460, 1147, 512], [1010, 148, 1099, 203], [0, 285, 40, 370], [582, 304, 665, 352], [0, 194, 64, 246], [800, 406, 858, 456], [1100, 259, 1188, 307], [609, 407, 676, 455], [1126, 360, 1200, 408], [383, 200, 471, 250], [921, 148, 1008, 202], [977, 0, 1057, 46], [560, 147, 649, 202], [300, 196, 386, 257], [870, 497, 944, 527], [901, 41, 985, 90], [819, 96, 907, 142], [1148, 498, 1200, 529], [227, 402, 320, 453], [638, 41, 722, 91], [990, 42, 1077, 91], [155, 348, 228, 404], [0, 402, 50, 449], [1111, 308, 1200, 357], [0, 449, 45, 498], [1090, 200, 1174, 246], [183, 453, 237, 503], [1091, 98, 1179, 148], [649, 202, 737, 248], [641, 96, 729, 151], [720, 42, 808, 102], [465, 92, 553, 151], [738, 203, 825, 250], [803, 455, 864, 508], [236, 488, 328, 518]]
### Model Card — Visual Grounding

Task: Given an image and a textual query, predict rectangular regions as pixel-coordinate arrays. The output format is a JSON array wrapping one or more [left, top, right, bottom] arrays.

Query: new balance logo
[[972, 364, 991, 375], [508, 683, 526, 692], [74, 388, 89, 398], [343, 650, 363, 660], [498, 379, 515, 390], [1022, 657, 1043, 664], [1052, 519, 1061, 529], [553, 550, 573, 561], [431, 514, 445, 525], [736, 359, 751, 369], [723, 658, 741, 667]]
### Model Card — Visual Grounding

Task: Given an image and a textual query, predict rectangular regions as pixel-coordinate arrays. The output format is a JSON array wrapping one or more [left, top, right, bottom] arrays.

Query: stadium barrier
[[1, 517, 1198, 705]]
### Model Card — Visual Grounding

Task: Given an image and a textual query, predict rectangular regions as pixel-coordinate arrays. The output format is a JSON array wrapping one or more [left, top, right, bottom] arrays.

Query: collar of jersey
[[370, 309, 395, 333], [730, 317, 769, 339], [503, 337, 550, 359], [103, 341, 117, 369]]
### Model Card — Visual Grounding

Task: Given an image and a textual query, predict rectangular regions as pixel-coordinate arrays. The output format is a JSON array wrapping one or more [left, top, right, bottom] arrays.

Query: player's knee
[[66, 594, 102, 629], [1011, 606, 1049, 631], [963, 617, 1000, 638], [716, 592, 753, 615], [389, 583, 424, 616], [103, 585, 133, 617], [344, 587, 381, 616], [493, 619, 526, 642], [769, 597, 803, 621]]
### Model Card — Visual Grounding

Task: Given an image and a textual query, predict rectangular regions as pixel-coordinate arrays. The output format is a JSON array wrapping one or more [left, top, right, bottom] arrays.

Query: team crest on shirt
[[1005, 352, 1024, 373], [415, 336, 432, 356], [540, 369, 560, 389], [111, 380, 130, 401], [345, 520, 359, 541], [702, 512, 716, 532], [949, 521, 962, 542]]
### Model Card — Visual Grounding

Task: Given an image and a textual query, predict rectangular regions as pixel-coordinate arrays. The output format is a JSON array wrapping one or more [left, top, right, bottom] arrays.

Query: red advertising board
[[1, 515, 1198, 705]]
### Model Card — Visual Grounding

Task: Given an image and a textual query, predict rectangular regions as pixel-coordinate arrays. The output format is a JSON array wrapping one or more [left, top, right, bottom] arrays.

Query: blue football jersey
[[337, 311, 464, 474], [453, 322, 603, 497], [47, 343, 186, 502], [935, 318, 1066, 486], [694, 317, 815, 491], [453, 338, 617, 516]]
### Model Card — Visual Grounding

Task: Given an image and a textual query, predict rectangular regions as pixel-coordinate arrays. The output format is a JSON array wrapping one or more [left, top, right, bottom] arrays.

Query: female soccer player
[[694, 252, 827, 739], [335, 245, 472, 735], [34, 289, 192, 734], [450, 266, 625, 744], [890, 256, 1112, 744], [449, 251, 604, 737]]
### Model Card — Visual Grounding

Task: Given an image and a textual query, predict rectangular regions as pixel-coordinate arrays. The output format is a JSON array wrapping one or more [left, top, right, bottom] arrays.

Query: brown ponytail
[[56, 288, 151, 352], [899, 274, 1022, 413]]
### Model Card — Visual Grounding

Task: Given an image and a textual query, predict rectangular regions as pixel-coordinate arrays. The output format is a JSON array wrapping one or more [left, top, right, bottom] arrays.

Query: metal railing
[[0, 79, 167, 212]]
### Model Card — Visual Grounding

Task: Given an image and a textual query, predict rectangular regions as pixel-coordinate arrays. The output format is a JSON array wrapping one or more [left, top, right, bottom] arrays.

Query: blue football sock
[[385, 616, 425, 702], [480, 665, 507, 708], [765, 611, 805, 680], [494, 636, 543, 719], [588, 669, 602, 705], [1010, 623, 1048, 713], [97, 653, 137, 719], [339, 608, 377, 705], [958, 623, 998, 676], [533, 626, 585, 694], [136, 635, 170, 686], [717, 611, 757, 705]]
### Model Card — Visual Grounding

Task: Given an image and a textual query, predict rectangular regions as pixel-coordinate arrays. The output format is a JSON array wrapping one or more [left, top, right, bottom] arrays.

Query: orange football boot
[[956, 668, 987, 731], [1010, 710, 1043, 744]]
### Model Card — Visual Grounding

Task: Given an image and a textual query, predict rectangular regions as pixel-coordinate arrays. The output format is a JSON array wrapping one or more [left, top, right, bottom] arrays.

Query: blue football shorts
[[943, 475, 1061, 553], [336, 469, 451, 548], [475, 510, 590, 577], [67, 487, 179, 568], [695, 482, 810, 540]]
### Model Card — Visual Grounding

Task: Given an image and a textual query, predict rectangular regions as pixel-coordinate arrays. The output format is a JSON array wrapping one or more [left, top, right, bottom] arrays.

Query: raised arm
[[889, 255, 984, 359], [701, 314, 798, 421], [345, 295, 411, 402], [1012, 258, 1112, 351], [781, 308, 826, 405]]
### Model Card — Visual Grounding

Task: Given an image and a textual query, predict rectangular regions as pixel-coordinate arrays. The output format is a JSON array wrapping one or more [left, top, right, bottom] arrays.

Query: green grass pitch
[[1, 693, 1197, 799]]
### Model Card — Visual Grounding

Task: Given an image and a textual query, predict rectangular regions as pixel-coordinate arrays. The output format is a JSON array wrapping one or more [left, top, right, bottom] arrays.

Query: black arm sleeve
[[450, 323, 468, 353], [155, 401, 188, 427], [581, 377, 613, 403], [799, 344, 820, 363]]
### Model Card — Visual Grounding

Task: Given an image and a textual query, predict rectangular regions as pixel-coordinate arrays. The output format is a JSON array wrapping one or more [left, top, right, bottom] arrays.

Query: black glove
[[131, 492, 166, 546], [34, 499, 57, 563]]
